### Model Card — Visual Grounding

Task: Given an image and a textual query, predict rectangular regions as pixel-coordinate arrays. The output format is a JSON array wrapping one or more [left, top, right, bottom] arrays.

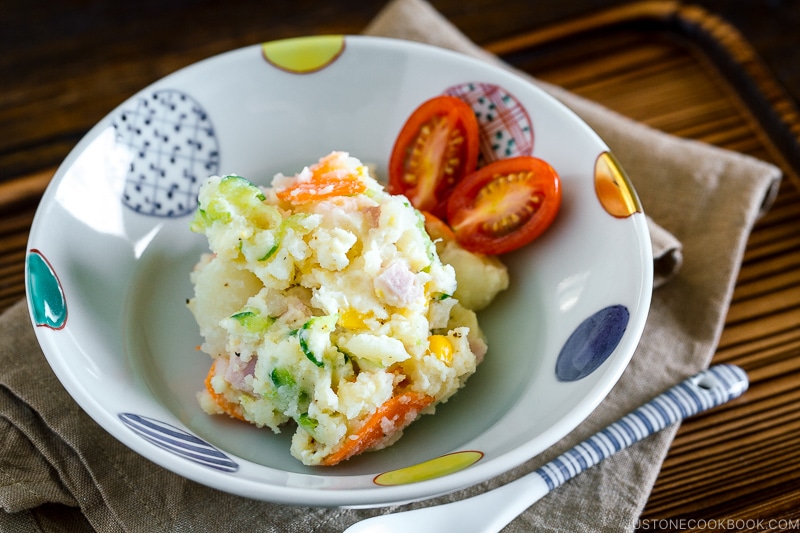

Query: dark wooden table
[[3, 1, 799, 530]]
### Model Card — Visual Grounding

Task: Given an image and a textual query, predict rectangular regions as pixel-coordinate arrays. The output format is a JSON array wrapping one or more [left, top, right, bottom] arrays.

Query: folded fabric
[[0, 0, 781, 531]]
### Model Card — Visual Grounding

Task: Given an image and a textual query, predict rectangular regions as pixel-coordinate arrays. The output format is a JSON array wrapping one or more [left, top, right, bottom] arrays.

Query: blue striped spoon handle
[[344, 364, 749, 533], [534, 363, 748, 491]]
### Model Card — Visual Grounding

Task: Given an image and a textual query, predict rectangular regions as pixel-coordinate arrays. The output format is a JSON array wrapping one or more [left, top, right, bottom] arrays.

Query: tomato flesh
[[446, 156, 561, 255], [389, 96, 479, 219]]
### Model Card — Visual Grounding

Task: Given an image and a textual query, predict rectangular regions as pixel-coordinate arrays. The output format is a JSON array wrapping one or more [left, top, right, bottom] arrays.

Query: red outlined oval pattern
[[443, 82, 534, 166]]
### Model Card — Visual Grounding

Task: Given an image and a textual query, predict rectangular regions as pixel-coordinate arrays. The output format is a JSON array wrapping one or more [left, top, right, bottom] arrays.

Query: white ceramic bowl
[[25, 35, 652, 507]]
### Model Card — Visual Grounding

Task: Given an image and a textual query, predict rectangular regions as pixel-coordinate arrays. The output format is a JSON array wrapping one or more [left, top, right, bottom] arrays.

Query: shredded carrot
[[276, 154, 367, 203], [321, 391, 434, 466], [204, 360, 246, 422], [276, 175, 366, 203]]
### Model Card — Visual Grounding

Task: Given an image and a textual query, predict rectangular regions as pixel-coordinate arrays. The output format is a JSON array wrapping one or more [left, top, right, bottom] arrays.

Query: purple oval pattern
[[119, 413, 238, 472], [556, 305, 630, 381], [112, 89, 220, 217], [443, 82, 533, 165]]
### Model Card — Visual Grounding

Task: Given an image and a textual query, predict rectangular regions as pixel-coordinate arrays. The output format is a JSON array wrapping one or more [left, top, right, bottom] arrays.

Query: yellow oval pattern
[[261, 35, 345, 74], [373, 451, 484, 486], [594, 151, 642, 218]]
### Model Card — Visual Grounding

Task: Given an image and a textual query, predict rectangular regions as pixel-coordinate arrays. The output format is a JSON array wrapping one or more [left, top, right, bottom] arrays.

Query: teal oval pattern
[[27, 249, 67, 329], [556, 305, 629, 381]]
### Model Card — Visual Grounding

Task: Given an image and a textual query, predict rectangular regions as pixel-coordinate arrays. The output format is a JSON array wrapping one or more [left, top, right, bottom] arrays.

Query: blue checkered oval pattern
[[113, 89, 220, 217], [119, 413, 238, 472]]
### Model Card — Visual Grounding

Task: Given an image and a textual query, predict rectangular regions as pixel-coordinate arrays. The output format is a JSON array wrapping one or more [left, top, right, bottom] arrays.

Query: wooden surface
[[502, 6, 800, 530], [2, 1, 799, 530]]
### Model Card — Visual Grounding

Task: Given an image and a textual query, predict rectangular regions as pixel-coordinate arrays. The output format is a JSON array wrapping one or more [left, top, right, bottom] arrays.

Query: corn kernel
[[428, 335, 453, 365], [339, 309, 366, 329]]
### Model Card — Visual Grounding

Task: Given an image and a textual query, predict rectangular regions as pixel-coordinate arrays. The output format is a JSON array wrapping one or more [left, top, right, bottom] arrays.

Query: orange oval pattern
[[594, 151, 642, 218]]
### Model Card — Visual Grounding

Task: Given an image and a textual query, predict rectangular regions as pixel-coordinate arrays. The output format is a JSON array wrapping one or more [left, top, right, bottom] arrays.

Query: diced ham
[[224, 355, 257, 392], [363, 205, 381, 228], [374, 261, 423, 308]]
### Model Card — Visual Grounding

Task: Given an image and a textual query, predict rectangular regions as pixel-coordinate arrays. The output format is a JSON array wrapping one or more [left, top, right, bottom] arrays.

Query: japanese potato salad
[[187, 151, 510, 466]]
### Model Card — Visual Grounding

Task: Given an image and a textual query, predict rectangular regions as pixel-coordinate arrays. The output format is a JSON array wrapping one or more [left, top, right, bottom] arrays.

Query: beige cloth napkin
[[1, 0, 781, 531]]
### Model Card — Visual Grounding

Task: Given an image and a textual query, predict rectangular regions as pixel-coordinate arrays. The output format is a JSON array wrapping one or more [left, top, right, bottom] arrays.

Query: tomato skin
[[421, 210, 457, 244], [446, 156, 561, 255], [389, 96, 480, 219]]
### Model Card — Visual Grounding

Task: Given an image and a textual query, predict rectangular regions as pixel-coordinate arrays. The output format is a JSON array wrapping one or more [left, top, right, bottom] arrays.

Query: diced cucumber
[[231, 308, 275, 333], [297, 413, 319, 436], [296, 315, 338, 368], [270, 367, 295, 388]]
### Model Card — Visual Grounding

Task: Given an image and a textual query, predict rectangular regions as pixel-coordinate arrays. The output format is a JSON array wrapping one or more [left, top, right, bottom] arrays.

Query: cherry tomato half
[[446, 156, 561, 255], [421, 210, 456, 243], [389, 95, 480, 219]]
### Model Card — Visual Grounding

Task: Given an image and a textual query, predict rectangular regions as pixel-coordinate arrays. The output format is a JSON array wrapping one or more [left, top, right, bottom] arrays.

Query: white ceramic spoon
[[344, 364, 749, 533]]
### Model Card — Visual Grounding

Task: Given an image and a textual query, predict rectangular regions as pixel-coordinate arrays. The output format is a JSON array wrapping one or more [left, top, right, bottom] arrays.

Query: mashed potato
[[187, 151, 507, 466]]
